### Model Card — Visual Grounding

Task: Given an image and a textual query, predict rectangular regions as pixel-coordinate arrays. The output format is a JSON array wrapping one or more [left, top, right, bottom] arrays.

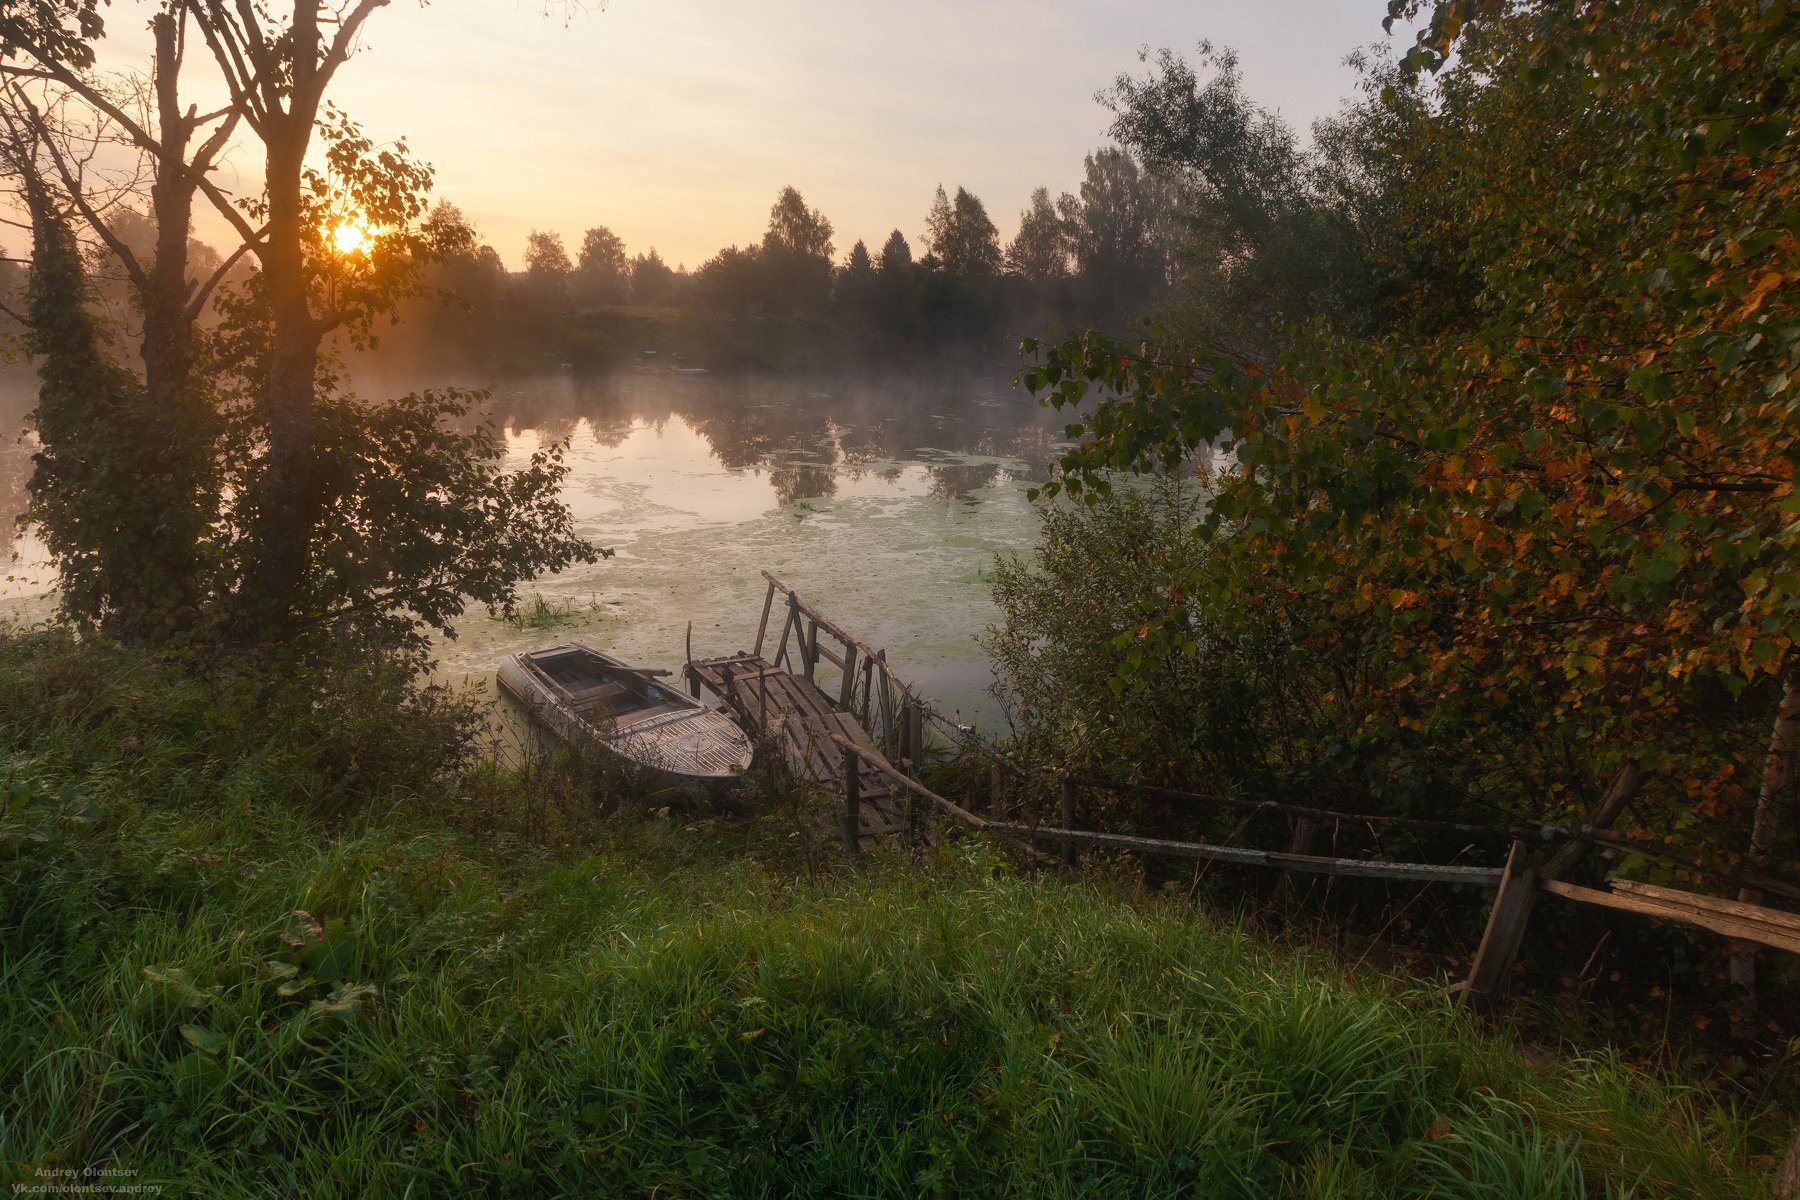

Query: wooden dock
[[684, 573, 992, 854], [685, 651, 913, 839]]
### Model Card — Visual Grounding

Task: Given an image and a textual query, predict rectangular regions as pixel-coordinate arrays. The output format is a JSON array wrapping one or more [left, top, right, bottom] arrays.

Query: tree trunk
[[1728, 676, 1799, 1002], [134, 11, 215, 635], [230, 1, 340, 637], [239, 111, 323, 634]]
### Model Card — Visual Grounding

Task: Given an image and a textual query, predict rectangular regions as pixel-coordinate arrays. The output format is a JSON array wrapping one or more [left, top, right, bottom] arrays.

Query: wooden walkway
[[685, 651, 912, 839]]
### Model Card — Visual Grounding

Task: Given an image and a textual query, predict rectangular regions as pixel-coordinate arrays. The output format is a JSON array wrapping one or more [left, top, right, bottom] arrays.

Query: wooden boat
[[496, 644, 753, 783]]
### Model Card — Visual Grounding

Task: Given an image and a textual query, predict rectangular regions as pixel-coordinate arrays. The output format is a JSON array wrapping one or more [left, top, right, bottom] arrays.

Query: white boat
[[497, 644, 753, 783]]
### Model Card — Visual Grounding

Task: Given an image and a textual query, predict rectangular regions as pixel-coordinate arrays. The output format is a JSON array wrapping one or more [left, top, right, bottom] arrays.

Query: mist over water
[[0, 366, 1063, 728]]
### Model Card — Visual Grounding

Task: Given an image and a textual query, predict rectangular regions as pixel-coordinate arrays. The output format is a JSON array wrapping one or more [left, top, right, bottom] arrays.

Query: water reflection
[[429, 370, 1065, 510], [0, 365, 1067, 724]]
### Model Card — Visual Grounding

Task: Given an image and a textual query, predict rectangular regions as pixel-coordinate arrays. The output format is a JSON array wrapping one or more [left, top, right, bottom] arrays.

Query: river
[[0, 367, 1062, 728]]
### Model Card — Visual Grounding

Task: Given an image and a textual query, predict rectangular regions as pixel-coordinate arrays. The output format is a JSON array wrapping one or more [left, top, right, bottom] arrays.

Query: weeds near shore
[[0, 628, 1782, 1197]]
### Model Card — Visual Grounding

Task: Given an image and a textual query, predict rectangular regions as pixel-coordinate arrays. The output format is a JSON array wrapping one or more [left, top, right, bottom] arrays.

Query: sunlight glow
[[331, 222, 373, 256]]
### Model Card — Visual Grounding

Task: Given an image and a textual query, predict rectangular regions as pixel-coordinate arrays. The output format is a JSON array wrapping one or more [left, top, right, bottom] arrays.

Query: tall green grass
[[0, 628, 1781, 1197]]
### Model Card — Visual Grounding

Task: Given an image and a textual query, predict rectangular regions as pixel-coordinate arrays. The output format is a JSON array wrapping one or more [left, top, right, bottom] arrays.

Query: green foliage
[[0, 1, 107, 70], [522, 229, 574, 311], [0, 632, 1777, 1196], [575, 225, 632, 305], [926, 185, 1003, 280], [1017, 4, 1800, 879], [987, 481, 1249, 783], [22, 200, 218, 639], [213, 385, 602, 648]]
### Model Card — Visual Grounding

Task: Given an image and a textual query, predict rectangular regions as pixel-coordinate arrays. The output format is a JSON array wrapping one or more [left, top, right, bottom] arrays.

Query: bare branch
[[182, 228, 265, 324], [6, 83, 149, 293]]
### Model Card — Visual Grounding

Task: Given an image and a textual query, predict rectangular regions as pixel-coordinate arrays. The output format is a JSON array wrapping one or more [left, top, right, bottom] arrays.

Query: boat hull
[[497, 644, 753, 784]]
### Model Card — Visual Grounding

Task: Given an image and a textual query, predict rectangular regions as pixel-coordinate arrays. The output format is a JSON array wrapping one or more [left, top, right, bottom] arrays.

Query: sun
[[330, 221, 372, 256]]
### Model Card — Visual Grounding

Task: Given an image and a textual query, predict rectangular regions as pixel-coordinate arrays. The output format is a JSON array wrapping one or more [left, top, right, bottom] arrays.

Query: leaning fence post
[[1460, 840, 1539, 1013], [841, 745, 862, 861], [1060, 776, 1079, 868]]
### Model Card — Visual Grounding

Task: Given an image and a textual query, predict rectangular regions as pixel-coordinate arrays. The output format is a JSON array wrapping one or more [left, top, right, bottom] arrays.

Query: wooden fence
[[830, 743, 1800, 1012], [743, 574, 1800, 1013]]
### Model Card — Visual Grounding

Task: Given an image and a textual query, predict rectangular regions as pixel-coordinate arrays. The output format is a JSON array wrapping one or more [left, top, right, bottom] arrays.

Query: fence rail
[[728, 573, 1800, 1019]]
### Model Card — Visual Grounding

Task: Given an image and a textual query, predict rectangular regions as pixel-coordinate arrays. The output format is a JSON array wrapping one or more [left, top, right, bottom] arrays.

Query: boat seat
[[569, 681, 630, 717]]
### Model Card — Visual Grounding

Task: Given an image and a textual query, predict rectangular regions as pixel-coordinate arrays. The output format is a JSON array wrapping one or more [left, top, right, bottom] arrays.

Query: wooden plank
[[755, 665, 769, 735], [876, 655, 894, 757], [761, 572, 867, 660], [1542, 879, 1800, 955], [752, 580, 776, 658], [1461, 841, 1540, 1014], [1609, 879, 1800, 934], [1072, 775, 1523, 839], [1581, 830, 1800, 903], [825, 731, 987, 829], [984, 822, 1503, 885]]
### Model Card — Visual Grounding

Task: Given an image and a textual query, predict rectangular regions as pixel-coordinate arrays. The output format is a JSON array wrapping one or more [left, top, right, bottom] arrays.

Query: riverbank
[[0, 628, 1786, 1197]]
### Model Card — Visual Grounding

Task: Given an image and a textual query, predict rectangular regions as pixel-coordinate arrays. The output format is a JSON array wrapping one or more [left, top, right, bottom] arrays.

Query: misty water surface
[[0, 367, 1064, 727]]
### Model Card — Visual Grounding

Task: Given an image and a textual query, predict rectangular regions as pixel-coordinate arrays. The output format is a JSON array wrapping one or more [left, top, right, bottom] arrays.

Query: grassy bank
[[0, 630, 1783, 1197]]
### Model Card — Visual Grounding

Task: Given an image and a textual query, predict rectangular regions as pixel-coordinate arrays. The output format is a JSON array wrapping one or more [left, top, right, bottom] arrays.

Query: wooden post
[[899, 700, 923, 843], [859, 654, 875, 723], [839, 643, 858, 710], [757, 667, 768, 737], [1460, 840, 1540, 1014], [752, 580, 776, 658], [904, 702, 924, 778], [841, 745, 861, 860], [805, 619, 820, 682], [1060, 776, 1078, 868], [876, 653, 894, 757], [774, 592, 799, 671]]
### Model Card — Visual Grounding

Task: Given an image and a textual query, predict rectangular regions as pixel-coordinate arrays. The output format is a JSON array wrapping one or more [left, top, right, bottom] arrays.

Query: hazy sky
[[99, 1, 1407, 271]]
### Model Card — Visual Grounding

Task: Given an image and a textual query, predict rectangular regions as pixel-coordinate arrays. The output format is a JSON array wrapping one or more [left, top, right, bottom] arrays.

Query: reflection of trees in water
[[683, 406, 777, 469], [768, 459, 838, 506], [354, 366, 1064, 505], [926, 461, 1002, 501]]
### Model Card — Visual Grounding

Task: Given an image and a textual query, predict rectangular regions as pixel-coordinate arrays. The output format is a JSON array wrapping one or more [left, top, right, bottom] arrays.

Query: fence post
[[1060, 776, 1079, 869], [841, 745, 862, 860], [1460, 840, 1539, 1013], [900, 700, 922, 843], [839, 643, 858, 710]]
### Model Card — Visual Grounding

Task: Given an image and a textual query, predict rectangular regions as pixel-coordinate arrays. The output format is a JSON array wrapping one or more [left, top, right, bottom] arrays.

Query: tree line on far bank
[[357, 147, 1184, 372]]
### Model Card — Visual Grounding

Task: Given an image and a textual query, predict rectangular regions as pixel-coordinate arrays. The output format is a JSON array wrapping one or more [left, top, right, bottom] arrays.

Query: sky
[[89, 1, 1411, 272]]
